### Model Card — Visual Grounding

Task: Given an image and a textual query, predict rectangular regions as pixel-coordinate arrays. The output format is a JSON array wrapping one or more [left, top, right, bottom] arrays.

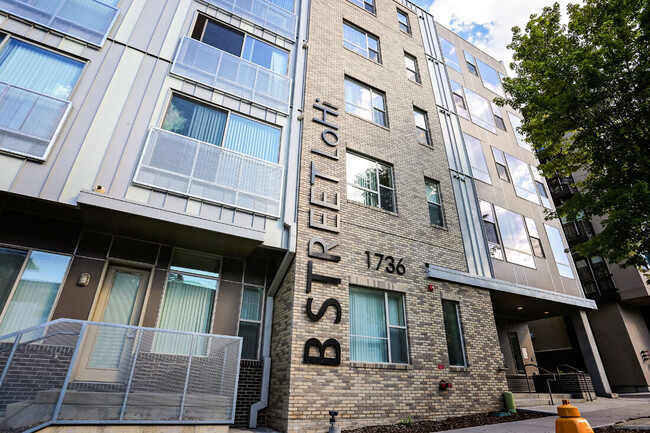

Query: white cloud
[[425, 0, 577, 75]]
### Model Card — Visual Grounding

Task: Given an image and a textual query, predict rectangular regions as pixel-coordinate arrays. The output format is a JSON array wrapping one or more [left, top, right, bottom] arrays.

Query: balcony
[[0, 0, 119, 47], [201, 0, 296, 39], [562, 219, 595, 247], [0, 81, 72, 161], [0, 319, 242, 432], [582, 276, 618, 300], [171, 37, 292, 114], [548, 176, 578, 201], [133, 128, 284, 217]]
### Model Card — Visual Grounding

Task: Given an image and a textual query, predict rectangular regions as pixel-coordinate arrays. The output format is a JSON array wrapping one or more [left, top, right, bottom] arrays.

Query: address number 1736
[[364, 251, 406, 275]]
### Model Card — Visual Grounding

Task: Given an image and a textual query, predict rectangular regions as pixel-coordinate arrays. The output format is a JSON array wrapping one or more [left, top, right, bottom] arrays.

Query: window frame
[[463, 87, 497, 133], [343, 21, 381, 64], [441, 300, 468, 367], [491, 147, 510, 182], [425, 178, 445, 227], [349, 286, 409, 365], [450, 80, 469, 119], [396, 9, 411, 34], [491, 101, 507, 131], [464, 51, 478, 75], [479, 201, 504, 261], [439, 36, 462, 73], [463, 133, 492, 185], [404, 52, 420, 83], [525, 217, 545, 258], [347, 0, 376, 14], [346, 152, 396, 212], [344, 77, 388, 127], [413, 107, 431, 146], [238, 285, 265, 360], [494, 205, 536, 269]]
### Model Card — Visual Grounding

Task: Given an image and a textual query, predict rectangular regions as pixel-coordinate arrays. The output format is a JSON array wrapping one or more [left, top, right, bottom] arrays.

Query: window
[[479, 201, 504, 260], [491, 147, 510, 182], [464, 51, 478, 75], [344, 78, 387, 127], [544, 225, 575, 278], [404, 52, 420, 83], [348, 0, 375, 14], [192, 16, 288, 75], [464, 88, 496, 133], [0, 248, 71, 336], [494, 206, 536, 268], [442, 300, 467, 367], [161, 94, 281, 162], [347, 153, 395, 212], [439, 36, 461, 73], [0, 38, 84, 160], [413, 108, 430, 146], [397, 9, 411, 34], [450, 80, 469, 119], [343, 22, 381, 63], [507, 112, 532, 152], [350, 287, 408, 364], [463, 133, 491, 184], [504, 154, 540, 204], [575, 257, 615, 295], [425, 179, 444, 226], [531, 166, 552, 209], [155, 251, 221, 354], [239, 286, 264, 359], [491, 101, 507, 131], [476, 59, 505, 97], [525, 217, 545, 258]]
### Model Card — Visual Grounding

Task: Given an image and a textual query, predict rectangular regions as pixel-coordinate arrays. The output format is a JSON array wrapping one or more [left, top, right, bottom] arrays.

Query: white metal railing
[[171, 37, 292, 114], [133, 128, 284, 217], [0, 81, 72, 161], [0, 319, 242, 432], [0, 0, 119, 47], [200, 0, 296, 39]]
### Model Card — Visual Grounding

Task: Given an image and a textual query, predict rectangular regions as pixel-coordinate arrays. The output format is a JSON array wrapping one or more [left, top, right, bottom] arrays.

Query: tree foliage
[[499, 0, 650, 270]]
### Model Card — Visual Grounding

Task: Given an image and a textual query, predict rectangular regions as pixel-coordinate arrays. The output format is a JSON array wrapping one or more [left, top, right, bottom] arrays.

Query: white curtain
[[223, 114, 280, 162], [350, 288, 387, 363]]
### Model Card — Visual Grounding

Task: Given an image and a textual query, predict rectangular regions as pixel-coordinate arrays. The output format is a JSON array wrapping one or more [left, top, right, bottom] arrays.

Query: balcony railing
[[562, 219, 595, 246], [0, 0, 119, 47], [133, 128, 284, 217], [0, 81, 72, 161], [200, 0, 296, 39], [0, 319, 242, 432], [171, 37, 292, 113], [548, 176, 578, 199]]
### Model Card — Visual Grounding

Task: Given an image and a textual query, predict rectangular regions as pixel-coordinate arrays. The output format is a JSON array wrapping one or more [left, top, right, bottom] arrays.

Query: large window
[[346, 153, 395, 212], [344, 78, 387, 127], [494, 206, 536, 268], [396, 9, 411, 34], [192, 16, 288, 75], [476, 59, 505, 97], [404, 52, 420, 83], [504, 154, 540, 204], [348, 0, 375, 14], [350, 287, 408, 364], [161, 94, 281, 162], [442, 300, 467, 367], [0, 248, 71, 335], [491, 147, 510, 182], [0, 37, 84, 159], [155, 251, 221, 355], [464, 51, 478, 75], [464, 88, 496, 133], [413, 108, 431, 146], [507, 112, 532, 152], [425, 179, 444, 226], [439, 36, 461, 73], [479, 201, 504, 260], [464, 133, 492, 184], [544, 225, 575, 278], [239, 285, 264, 359], [450, 80, 469, 119], [343, 22, 381, 63]]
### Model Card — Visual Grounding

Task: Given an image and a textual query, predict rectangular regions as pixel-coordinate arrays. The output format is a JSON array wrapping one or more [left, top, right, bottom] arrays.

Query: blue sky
[[410, 0, 575, 75]]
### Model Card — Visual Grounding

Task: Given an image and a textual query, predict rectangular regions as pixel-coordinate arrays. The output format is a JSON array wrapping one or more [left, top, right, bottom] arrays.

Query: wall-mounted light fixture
[[78, 273, 91, 287]]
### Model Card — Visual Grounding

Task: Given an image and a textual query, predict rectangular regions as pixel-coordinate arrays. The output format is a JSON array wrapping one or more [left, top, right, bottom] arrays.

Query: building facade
[[0, 0, 628, 432]]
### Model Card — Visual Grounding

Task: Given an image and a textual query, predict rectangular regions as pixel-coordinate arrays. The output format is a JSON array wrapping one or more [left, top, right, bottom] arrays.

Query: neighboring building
[[531, 171, 650, 393], [0, 0, 622, 432]]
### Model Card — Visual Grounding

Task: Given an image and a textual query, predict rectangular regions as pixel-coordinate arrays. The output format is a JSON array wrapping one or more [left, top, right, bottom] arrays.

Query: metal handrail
[[557, 364, 593, 401], [0, 331, 79, 353], [524, 363, 558, 405]]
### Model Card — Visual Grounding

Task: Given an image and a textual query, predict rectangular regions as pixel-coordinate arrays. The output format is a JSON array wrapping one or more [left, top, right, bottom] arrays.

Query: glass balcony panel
[[0, 0, 119, 46], [0, 82, 71, 160], [171, 37, 291, 113], [202, 0, 296, 39], [134, 128, 283, 217]]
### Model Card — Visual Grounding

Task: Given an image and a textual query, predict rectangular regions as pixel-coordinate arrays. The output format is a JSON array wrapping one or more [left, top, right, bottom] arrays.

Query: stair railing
[[524, 363, 558, 405], [557, 364, 593, 402]]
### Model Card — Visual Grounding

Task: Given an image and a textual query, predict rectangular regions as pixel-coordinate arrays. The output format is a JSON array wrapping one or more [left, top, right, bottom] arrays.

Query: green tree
[[499, 0, 650, 271]]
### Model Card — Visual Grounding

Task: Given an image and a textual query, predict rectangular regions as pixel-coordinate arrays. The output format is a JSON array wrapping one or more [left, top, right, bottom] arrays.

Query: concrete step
[[513, 393, 592, 407]]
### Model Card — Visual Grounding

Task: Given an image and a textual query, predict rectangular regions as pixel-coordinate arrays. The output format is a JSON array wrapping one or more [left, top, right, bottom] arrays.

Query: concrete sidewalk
[[435, 396, 650, 432]]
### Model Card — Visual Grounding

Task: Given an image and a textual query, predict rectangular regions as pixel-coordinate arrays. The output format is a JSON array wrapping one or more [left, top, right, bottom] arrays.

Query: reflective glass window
[[343, 22, 381, 63], [477, 59, 505, 96], [464, 133, 491, 184], [414, 108, 430, 146], [507, 112, 532, 151], [494, 206, 536, 268], [439, 37, 461, 73], [425, 179, 444, 226], [544, 225, 575, 278], [347, 153, 395, 212], [505, 154, 539, 204], [344, 78, 387, 127], [464, 88, 496, 133]]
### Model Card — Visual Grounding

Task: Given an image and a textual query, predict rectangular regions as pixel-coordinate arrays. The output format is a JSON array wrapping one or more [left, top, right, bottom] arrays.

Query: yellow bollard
[[555, 399, 594, 433]]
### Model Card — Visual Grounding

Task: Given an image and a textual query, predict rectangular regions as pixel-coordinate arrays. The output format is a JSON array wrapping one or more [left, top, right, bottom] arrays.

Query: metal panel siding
[[0, 154, 23, 190], [124, 0, 171, 52]]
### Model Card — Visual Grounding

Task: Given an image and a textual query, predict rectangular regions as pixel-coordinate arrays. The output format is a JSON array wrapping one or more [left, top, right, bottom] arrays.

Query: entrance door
[[75, 265, 150, 382]]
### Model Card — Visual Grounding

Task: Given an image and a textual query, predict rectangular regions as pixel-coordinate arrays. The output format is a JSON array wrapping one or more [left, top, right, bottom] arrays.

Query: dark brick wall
[[234, 359, 265, 427]]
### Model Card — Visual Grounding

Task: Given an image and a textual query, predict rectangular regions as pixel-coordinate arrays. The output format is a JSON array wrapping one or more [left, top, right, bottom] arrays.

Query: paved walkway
[[435, 396, 650, 432]]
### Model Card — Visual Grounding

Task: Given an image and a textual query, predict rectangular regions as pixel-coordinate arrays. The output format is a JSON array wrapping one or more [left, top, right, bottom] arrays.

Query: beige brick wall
[[267, 1, 508, 431]]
